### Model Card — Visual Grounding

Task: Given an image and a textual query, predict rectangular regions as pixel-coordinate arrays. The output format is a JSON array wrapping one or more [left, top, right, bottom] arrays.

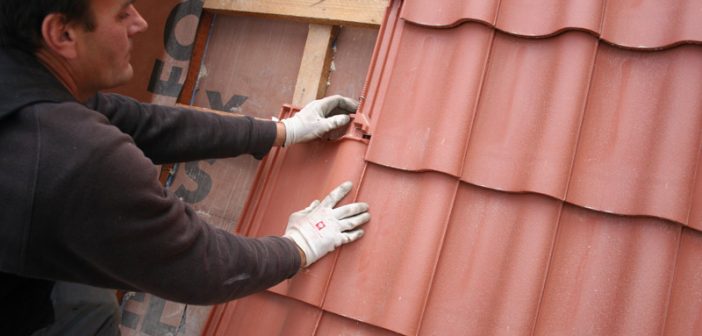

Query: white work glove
[[281, 95, 359, 146], [284, 181, 370, 267]]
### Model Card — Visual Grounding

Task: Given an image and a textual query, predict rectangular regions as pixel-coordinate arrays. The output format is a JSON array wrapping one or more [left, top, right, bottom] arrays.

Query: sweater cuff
[[250, 119, 277, 160]]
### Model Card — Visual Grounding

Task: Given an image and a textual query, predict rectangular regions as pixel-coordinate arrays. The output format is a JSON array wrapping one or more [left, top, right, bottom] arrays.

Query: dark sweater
[[0, 48, 300, 334]]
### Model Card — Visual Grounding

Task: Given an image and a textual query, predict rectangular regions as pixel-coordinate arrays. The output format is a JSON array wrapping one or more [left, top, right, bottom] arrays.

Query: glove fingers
[[321, 181, 353, 208], [289, 199, 320, 222], [322, 114, 351, 132], [302, 200, 320, 213], [317, 95, 359, 116], [335, 96, 359, 113], [340, 229, 364, 244], [332, 202, 369, 219], [339, 212, 370, 231]]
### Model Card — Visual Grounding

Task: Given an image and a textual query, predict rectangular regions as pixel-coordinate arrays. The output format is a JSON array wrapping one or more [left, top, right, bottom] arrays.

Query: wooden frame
[[192, 0, 389, 107], [204, 0, 388, 27]]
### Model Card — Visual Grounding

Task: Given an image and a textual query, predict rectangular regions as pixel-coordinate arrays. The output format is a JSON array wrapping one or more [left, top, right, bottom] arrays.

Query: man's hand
[[284, 181, 370, 267], [281, 95, 359, 146]]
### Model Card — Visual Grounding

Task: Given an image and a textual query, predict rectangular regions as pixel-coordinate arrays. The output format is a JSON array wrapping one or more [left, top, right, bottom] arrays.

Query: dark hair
[[0, 0, 95, 53]]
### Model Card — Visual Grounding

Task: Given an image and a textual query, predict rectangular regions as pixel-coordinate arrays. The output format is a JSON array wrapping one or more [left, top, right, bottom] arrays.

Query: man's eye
[[118, 11, 130, 20]]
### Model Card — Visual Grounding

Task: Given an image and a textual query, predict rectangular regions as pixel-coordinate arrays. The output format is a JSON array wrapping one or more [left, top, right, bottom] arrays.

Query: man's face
[[73, 0, 148, 91]]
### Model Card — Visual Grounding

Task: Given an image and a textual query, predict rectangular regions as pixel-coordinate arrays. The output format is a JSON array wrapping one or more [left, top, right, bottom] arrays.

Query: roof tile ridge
[[316, 163, 369, 319], [529, 201, 566, 336], [413, 180, 461, 335], [657, 227, 685, 336], [562, 35, 599, 205], [683, 138, 702, 228], [455, 28, 498, 187], [561, 200, 689, 227], [598, 38, 702, 52]]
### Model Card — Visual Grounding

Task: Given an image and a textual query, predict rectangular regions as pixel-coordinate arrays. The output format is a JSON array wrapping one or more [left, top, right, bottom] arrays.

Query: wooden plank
[[204, 0, 389, 27], [177, 11, 213, 106], [292, 24, 338, 106]]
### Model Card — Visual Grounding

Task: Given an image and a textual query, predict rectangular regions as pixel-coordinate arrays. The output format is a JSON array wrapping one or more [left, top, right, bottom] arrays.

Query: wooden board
[[204, 0, 389, 27], [293, 24, 339, 106]]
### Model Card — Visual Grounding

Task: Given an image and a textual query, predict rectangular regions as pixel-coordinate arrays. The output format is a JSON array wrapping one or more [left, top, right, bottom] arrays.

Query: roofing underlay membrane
[[205, 0, 702, 335]]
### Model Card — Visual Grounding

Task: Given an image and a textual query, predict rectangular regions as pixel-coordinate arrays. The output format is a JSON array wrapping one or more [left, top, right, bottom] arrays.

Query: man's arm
[[90, 93, 359, 162], [30, 112, 300, 304], [90, 93, 277, 163]]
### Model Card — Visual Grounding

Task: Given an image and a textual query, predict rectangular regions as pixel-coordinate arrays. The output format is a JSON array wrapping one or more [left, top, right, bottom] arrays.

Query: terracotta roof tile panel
[[401, 0, 702, 48], [324, 165, 459, 335], [400, 0, 500, 27], [462, 31, 597, 198], [418, 184, 562, 335], [365, 14, 702, 226], [205, 0, 702, 334], [663, 228, 702, 335], [496, 0, 604, 37], [239, 137, 369, 307], [365, 22, 493, 175], [317, 311, 403, 336], [601, 0, 702, 49], [204, 291, 321, 336], [566, 44, 702, 224], [535, 207, 681, 335]]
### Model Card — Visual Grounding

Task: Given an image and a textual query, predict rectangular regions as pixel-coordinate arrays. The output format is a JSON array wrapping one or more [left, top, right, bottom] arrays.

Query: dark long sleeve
[[16, 100, 299, 304], [89, 93, 277, 163]]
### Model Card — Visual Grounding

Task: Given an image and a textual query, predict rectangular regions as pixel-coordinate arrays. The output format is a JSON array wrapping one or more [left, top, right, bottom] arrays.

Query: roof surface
[[205, 0, 702, 335]]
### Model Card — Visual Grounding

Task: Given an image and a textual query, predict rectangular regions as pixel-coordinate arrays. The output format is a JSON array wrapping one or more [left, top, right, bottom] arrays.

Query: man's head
[[0, 0, 96, 54], [0, 0, 148, 99]]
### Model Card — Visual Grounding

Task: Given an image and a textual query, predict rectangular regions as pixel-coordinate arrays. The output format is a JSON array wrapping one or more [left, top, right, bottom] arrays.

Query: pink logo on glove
[[314, 221, 326, 231]]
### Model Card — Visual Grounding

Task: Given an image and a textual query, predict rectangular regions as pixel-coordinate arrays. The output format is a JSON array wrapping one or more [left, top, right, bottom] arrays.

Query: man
[[0, 0, 371, 334]]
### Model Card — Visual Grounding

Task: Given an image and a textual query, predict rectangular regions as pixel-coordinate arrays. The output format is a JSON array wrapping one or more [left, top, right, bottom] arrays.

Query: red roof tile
[[600, 0, 702, 49], [401, 0, 702, 49], [462, 31, 597, 198], [567, 43, 702, 224], [496, 0, 604, 37], [419, 185, 562, 335], [206, 0, 702, 334], [664, 228, 702, 335]]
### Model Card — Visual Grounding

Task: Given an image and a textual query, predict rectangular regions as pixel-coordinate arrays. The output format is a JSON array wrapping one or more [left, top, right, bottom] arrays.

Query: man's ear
[[41, 13, 78, 59]]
